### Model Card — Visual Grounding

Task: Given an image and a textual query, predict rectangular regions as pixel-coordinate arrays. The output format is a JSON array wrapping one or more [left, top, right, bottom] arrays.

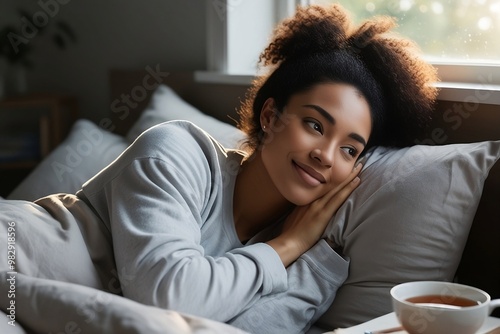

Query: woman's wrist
[[267, 236, 305, 267]]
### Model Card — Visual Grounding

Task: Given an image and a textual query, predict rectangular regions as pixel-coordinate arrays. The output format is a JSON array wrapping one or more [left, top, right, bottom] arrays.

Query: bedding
[[8, 119, 129, 202], [0, 195, 248, 333], [0, 271, 248, 334], [2, 83, 500, 333]]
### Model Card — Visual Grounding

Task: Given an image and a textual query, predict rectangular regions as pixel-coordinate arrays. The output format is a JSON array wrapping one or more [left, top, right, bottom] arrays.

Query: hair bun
[[347, 15, 397, 50], [259, 4, 352, 66]]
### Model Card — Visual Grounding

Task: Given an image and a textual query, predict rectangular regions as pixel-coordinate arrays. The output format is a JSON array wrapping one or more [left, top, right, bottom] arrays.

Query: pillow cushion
[[317, 140, 500, 329], [8, 119, 128, 201], [126, 84, 246, 147]]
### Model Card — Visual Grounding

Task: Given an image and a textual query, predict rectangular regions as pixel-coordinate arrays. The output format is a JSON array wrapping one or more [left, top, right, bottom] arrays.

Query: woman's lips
[[293, 161, 326, 186]]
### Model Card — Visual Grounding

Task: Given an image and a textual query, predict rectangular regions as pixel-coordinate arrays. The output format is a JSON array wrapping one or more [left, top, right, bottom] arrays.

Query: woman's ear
[[260, 98, 276, 131]]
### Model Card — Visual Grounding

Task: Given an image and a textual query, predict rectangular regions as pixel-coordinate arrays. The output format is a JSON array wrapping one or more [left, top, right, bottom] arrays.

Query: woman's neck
[[233, 152, 293, 243]]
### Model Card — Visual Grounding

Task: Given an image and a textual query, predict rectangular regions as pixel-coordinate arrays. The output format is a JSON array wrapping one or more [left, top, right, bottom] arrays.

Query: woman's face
[[260, 82, 372, 206]]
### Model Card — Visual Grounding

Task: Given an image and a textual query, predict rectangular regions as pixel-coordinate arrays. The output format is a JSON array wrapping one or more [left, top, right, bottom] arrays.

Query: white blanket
[[0, 196, 248, 333], [0, 272, 248, 333]]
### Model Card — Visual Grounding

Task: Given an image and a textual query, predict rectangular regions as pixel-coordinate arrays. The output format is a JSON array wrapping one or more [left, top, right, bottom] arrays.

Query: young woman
[[0, 4, 438, 333]]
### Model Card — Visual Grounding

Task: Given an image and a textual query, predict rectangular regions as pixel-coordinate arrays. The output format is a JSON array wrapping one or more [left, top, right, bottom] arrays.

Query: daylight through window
[[314, 0, 500, 63]]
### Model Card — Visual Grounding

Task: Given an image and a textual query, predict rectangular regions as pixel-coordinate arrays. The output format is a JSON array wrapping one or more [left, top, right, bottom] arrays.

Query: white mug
[[391, 281, 500, 334]]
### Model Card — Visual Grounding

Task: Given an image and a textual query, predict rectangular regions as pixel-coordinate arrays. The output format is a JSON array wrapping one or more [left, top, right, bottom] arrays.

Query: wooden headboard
[[108, 70, 500, 316], [433, 100, 500, 316], [108, 69, 248, 136]]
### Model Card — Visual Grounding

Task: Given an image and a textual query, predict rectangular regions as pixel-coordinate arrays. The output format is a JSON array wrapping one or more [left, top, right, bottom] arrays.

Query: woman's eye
[[342, 147, 357, 157], [305, 120, 323, 134]]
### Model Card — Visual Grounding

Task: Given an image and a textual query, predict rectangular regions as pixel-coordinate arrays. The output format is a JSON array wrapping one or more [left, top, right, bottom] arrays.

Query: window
[[205, 0, 307, 75], [312, 0, 500, 98], [199, 0, 301, 83], [200, 0, 500, 105], [314, 0, 500, 62]]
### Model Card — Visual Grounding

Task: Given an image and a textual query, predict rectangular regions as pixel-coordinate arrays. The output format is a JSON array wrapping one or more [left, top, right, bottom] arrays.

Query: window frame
[[199, 0, 500, 106]]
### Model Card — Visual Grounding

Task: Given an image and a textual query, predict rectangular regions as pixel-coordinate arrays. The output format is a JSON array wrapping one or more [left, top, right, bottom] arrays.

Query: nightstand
[[0, 94, 78, 196]]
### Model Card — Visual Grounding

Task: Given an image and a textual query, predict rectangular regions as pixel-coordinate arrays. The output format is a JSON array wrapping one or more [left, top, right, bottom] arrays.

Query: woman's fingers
[[269, 163, 364, 266], [308, 163, 363, 223], [325, 174, 360, 210], [316, 162, 363, 206]]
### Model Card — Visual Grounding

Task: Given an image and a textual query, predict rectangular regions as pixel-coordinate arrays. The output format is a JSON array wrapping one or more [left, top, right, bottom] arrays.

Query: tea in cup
[[391, 281, 500, 334]]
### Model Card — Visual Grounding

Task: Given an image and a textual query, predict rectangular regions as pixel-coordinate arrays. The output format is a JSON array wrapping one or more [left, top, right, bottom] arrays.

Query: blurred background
[[316, 0, 500, 62], [0, 0, 207, 122]]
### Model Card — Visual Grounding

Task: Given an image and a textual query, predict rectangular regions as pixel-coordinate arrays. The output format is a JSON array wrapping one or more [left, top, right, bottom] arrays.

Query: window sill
[[194, 71, 254, 86], [434, 82, 500, 106], [194, 71, 500, 106]]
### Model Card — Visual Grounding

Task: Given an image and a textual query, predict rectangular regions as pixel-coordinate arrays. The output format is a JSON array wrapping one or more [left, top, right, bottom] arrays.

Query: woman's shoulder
[[82, 121, 234, 195], [134, 120, 245, 162], [129, 120, 218, 156], [138, 120, 211, 143], [120, 120, 248, 177]]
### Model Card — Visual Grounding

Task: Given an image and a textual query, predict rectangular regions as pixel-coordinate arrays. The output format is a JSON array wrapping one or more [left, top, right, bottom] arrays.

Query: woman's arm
[[227, 165, 360, 333], [229, 240, 349, 334], [82, 122, 288, 322]]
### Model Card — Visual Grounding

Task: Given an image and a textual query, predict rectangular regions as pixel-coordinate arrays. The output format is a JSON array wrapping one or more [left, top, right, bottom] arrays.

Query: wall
[[0, 0, 207, 123]]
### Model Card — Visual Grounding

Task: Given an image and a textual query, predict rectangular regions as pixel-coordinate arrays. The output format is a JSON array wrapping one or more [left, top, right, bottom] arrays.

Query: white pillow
[[8, 119, 128, 201], [126, 84, 246, 147], [317, 140, 500, 329]]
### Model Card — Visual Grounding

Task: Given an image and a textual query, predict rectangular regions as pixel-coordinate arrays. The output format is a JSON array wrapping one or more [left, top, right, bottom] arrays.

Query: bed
[[2, 70, 500, 333]]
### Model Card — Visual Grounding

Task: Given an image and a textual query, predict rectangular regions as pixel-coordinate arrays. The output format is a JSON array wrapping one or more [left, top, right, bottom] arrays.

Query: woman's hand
[[267, 163, 362, 267]]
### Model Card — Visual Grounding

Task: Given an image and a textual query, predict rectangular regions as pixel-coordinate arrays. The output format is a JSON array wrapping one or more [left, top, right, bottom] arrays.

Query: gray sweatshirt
[[81, 120, 349, 333]]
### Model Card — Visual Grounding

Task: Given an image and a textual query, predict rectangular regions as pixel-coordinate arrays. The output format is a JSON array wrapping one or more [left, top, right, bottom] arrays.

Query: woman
[[0, 4, 438, 333]]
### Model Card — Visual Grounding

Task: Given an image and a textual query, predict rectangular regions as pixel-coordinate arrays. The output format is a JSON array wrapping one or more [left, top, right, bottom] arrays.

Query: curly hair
[[237, 4, 439, 153]]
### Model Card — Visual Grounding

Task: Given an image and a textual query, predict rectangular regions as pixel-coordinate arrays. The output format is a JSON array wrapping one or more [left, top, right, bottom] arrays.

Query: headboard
[[108, 69, 248, 136], [434, 99, 500, 315], [108, 70, 500, 317]]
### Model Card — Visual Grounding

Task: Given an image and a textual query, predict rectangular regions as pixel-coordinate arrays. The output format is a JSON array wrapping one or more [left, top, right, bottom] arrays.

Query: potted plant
[[0, 8, 76, 98]]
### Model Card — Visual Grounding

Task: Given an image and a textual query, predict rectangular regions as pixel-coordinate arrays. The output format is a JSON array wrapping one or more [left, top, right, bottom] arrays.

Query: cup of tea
[[391, 281, 500, 334]]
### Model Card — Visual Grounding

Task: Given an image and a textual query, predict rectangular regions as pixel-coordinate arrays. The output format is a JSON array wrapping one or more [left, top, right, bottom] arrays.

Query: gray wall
[[1, 0, 207, 123]]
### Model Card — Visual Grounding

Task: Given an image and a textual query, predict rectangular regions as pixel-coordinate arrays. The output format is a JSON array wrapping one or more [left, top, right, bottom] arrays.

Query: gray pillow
[[126, 84, 246, 147], [7, 85, 246, 201], [317, 141, 500, 329], [8, 119, 128, 201]]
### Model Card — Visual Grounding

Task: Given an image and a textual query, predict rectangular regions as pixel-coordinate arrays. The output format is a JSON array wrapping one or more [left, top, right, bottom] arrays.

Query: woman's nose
[[310, 147, 333, 168]]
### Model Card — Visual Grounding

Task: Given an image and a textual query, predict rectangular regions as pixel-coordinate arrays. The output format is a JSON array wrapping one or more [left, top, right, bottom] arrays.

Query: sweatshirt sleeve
[[228, 239, 349, 334], [82, 122, 287, 322]]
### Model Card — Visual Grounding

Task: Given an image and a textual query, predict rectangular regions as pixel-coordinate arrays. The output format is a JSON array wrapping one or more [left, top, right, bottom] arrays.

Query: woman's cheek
[[332, 164, 354, 186]]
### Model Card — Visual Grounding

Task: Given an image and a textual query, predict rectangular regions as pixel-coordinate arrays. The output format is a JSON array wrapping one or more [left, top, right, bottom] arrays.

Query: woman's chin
[[285, 191, 320, 207]]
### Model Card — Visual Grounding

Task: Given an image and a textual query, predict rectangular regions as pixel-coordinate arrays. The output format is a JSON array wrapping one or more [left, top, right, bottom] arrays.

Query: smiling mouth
[[293, 161, 326, 186]]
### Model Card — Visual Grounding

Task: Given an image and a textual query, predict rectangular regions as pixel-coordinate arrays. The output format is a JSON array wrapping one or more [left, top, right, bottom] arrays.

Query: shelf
[[0, 160, 39, 170], [0, 93, 78, 197]]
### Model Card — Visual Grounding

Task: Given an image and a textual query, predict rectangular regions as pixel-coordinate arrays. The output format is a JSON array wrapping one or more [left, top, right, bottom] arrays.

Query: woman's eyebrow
[[302, 104, 367, 146], [350, 133, 367, 147], [302, 104, 334, 124]]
